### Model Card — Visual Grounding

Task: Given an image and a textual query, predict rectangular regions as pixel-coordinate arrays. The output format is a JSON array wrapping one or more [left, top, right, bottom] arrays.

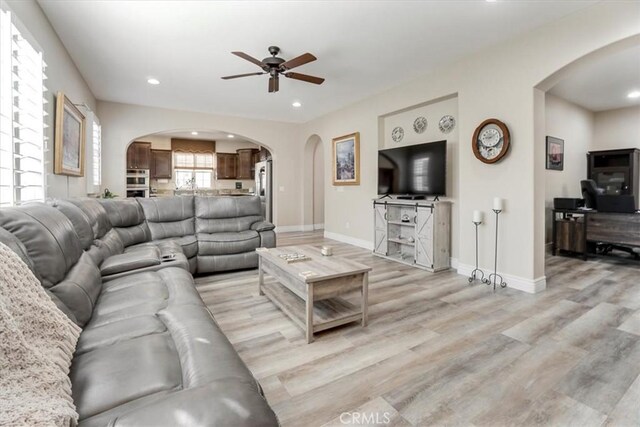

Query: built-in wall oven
[[126, 169, 149, 198]]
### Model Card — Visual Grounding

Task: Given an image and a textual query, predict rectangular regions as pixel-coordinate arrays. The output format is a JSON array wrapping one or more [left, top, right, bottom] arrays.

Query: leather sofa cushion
[[68, 199, 112, 239], [49, 252, 102, 326], [50, 200, 95, 250], [99, 199, 146, 227], [101, 380, 278, 427], [70, 333, 182, 420], [100, 246, 161, 276], [89, 268, 201, 328], [0, 203, 83, 288], [76, 315, 167, 355], [197, 252, 258, 274], [197, 230, 260, 255], [0, 227, 37, 276], [138, 196, 195, 239], [100, 199, 151, 247], [195, 196, 263, 233]]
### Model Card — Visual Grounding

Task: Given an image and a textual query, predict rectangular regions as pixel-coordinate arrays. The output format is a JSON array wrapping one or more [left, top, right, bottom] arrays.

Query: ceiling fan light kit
[[222, 46, 325, 93]]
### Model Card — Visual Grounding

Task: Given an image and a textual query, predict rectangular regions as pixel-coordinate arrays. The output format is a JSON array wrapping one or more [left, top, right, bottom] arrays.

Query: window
[[0, 8, 47, 206], [174, 151, 214, 189]]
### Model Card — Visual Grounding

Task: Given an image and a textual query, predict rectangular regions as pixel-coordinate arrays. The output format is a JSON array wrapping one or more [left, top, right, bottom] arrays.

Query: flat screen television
[[378, 140, 446, 196]]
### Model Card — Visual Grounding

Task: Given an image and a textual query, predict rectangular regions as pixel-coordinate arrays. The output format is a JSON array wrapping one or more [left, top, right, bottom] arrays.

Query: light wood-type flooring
[[194, 231, 640, 426]]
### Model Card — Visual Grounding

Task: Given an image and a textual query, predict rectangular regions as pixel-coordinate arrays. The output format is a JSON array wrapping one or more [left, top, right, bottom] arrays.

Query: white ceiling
[[549, 44, 640, 112], [38, 0, 598, 123]]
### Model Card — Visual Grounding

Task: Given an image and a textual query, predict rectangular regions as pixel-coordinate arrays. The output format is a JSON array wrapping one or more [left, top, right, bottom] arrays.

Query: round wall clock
[[391, 126, 404, 142], [413, 117, 427, 134], [472, 118, 510, 164], [438, 115, 455, 134]]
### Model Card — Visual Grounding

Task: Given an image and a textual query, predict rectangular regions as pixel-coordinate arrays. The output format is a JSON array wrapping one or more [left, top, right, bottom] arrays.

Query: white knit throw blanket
[[0, 242, 81, 426]]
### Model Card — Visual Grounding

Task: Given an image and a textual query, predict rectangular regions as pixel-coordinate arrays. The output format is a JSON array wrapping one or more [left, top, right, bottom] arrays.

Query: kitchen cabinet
[[127, 142, 151, 169], [237, 148, 259, 179], [150, 149, 172, 179], [217, 153, 237, 179]]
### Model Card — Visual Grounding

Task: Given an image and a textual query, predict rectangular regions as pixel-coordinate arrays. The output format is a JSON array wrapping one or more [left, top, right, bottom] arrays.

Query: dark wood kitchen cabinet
[[216, 153, 237, 179], [237, 148, 259, 179], [150, 149, 172, 179], [127, 142, 151, 169]]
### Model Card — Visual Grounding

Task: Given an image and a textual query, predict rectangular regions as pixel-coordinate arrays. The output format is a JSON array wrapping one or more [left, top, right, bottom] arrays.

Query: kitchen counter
[[151, 189, 255, 197]]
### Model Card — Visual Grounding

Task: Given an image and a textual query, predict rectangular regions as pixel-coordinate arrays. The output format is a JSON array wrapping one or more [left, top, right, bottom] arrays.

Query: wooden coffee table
[[257, 245, 371, 343]]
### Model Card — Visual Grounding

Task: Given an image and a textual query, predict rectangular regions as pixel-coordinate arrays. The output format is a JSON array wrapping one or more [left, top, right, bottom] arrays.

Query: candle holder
[[483, 209, 507, 290], [468, 220, 485, 284]]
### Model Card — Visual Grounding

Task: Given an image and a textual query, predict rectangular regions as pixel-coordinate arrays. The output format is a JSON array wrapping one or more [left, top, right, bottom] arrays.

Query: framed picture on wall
[[54, 91, 86, 176], [332, 132, 360, 185], [546, 136, 564, 171]]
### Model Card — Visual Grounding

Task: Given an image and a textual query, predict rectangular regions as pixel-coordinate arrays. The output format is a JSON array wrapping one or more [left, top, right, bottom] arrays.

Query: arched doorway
[[303, 134, 324, 231], [123, 129, 274, 220], [533, 34, 640, 285]]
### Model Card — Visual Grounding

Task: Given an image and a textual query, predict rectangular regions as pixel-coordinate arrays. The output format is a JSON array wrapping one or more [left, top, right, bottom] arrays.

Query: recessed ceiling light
[[191, 131, 198, 135], [147, 78, 160, 85], [227, 134, 235, 138], [292, 101, 302, 108], [628, 91, 640, 99]]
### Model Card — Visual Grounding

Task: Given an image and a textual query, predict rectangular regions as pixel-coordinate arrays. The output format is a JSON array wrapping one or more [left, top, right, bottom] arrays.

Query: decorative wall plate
[[391, 126, 404, 142], [438, 115, 456, 134], [413, 117, 427, 134]]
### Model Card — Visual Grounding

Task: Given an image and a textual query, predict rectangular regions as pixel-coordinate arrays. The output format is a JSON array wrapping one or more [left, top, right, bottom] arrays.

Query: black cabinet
[[587, 148, 640, 209]]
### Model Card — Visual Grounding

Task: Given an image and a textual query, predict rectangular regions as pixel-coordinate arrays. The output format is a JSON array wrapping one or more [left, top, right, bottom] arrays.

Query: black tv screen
[[378, 141, 446, 196]]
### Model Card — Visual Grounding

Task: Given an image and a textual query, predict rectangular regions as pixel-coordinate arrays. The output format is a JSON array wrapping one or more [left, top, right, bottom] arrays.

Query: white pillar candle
[[473, 210, 483, 223], [493, 197, 503, 211]]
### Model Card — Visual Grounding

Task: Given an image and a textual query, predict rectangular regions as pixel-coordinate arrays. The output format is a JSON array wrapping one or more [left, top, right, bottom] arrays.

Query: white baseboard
[[324, 231, 374, 251], [278, 224, 325, 232], [275, 225, 307, 233], [450, 257, 459, 269], [456, 263, 546, 294]]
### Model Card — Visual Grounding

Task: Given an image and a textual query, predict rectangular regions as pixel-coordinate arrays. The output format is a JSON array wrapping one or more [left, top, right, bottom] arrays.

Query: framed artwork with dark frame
[[54, 92, 86, 176], [546, 136, 564, 171], [332, 132, 360, 185]]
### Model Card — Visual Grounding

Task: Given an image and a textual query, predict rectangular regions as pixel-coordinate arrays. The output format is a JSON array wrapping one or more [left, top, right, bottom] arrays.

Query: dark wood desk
[[552, 209, 640, 260]]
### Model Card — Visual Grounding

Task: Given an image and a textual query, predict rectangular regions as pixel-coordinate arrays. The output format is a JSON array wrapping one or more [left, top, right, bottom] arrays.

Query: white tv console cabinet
[[373, 199, 451, 272]]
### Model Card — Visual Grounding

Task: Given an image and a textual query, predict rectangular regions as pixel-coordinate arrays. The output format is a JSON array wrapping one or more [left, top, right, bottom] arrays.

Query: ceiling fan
[[221, 46, 325, 93]]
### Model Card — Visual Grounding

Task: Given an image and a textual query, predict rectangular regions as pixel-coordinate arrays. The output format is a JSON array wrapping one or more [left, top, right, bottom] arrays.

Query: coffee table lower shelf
[[262, 281, 362, 337]]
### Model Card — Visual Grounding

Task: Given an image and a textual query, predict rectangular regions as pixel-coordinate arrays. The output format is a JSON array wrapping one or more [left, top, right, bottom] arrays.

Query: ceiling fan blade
[[221, 72, 265, 80], [280, 53, 317, 70], [231, 51, 265, 68], [284, 72, 325, 85], [268, 76, 279, 93]]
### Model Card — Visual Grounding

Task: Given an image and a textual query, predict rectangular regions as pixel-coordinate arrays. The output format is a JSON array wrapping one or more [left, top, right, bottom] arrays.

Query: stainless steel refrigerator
[[255, 160, 272, 223]]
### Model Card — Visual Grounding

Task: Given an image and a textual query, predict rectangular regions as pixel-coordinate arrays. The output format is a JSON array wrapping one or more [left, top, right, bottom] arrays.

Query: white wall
[[300, 2, 640, 292], [97, 101, 303, 227], [6, 0, 96, 199], [593, 106, 640, 150], [313, 141, 324, 228], [544, 94, 594, 242]]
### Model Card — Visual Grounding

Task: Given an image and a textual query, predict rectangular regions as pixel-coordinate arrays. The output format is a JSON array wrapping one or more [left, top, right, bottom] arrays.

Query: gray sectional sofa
[[0, 195, 278, 426]]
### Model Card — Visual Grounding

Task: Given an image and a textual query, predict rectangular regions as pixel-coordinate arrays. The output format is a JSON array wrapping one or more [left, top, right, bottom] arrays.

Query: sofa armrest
[[111, 381, 279, 427], [100, 246, 160, 276], [251, 221, 275, 232]]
